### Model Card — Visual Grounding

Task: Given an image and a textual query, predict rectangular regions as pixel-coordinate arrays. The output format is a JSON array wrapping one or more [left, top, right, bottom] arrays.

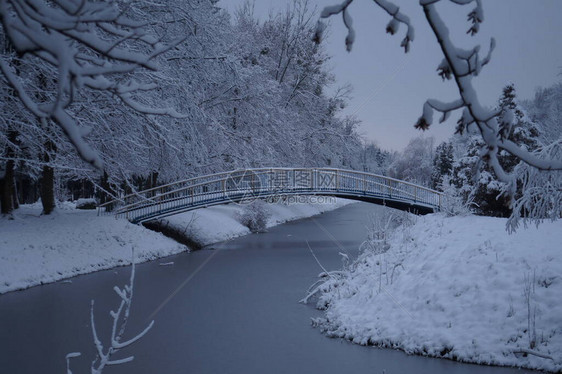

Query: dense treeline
[[0, 0, 388, 214]]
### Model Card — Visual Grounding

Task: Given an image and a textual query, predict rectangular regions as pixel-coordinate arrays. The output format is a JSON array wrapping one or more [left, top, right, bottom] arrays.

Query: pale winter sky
[[218, 0, 562, 151]]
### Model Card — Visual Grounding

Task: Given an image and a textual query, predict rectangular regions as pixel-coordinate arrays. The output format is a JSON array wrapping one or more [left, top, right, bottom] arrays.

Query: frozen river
[[0, 203, 537, 373]]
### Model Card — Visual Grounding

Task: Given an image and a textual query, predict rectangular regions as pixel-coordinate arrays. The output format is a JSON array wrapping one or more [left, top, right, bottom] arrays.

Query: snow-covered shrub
[[301, 260, 353, 309], [361, 209, 417, 290], [236, 200, 271, 233], [522, 271, 538, 350], [506, 139, 562, 232], [439, 176, 473, 217], [359, 210, 395, 255], [302, 207, 412, 307], [359, 210, 397, 292]]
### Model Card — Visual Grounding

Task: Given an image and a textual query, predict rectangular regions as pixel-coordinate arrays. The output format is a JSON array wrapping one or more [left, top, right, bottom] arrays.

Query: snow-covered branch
[[90, 259, 154, 373], [314, 0, 414, 53], [66, 251, 154, 374], [420, 2, 562, 179], [374, 0, 415, 53], [0, 0, 185, 168], [417, 98, 464, 128]]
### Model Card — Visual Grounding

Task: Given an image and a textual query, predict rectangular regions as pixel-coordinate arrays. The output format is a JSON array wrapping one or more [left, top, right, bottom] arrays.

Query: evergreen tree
[[452, 84, 541, 217], [431, 141, 454, 190]]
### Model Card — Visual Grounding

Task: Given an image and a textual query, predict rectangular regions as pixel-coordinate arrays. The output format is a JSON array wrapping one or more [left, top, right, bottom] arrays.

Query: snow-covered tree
[[507, 81, 562, 229], [523, 82, 562, 144], [0, 0, 185, 168], [359, 142, 391, 174], [219, 0, 361, 170], [451, 135, 509, 216], [431, 141, 454, 191], [496, 85, 541, 170], [451, 85, 541, 217], [79, 0, 229, 191], [0, 0, 236, 208], [388, 136, 434, 187]]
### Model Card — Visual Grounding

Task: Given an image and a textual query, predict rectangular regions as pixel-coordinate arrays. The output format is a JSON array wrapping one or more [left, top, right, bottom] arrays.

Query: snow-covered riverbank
[[149, 197, 351, 247], [311, 213, 562, 372], [0, 199, 351, 294]]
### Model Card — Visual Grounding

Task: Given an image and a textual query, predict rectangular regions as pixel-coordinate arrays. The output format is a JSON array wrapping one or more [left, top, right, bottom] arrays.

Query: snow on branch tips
[[314, 0, 414, 53], [415, 99, 464, 130], [67, 250, 154, 374], [0, 0, 186, 168]]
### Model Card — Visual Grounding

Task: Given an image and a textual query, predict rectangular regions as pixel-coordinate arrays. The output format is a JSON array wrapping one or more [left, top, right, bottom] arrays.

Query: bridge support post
[[312, 169, 316, 190], [386, 179, 391, 197], [335, 169, 339, 190]]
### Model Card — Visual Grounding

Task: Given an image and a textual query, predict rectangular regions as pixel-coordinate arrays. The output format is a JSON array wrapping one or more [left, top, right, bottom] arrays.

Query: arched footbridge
[[98, 168, 442, 224]]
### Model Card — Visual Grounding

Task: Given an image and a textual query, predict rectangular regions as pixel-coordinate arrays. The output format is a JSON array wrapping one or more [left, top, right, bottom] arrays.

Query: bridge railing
[[97, 168, 442, 222]]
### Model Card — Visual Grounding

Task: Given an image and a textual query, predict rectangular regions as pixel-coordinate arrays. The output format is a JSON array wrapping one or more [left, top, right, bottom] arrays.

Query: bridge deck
[[98, 168, 442, 223]]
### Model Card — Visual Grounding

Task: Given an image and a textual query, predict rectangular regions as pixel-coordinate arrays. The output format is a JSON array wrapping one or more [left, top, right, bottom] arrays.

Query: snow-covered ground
[[0, 202, 185, 294], [311, 213, 562, 372], [157, 198, 351, 247], [0, 199, 351, 294]]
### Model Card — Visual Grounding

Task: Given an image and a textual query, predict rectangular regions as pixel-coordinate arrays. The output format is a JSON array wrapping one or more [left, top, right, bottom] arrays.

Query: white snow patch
[[313, 214, 562, 372]]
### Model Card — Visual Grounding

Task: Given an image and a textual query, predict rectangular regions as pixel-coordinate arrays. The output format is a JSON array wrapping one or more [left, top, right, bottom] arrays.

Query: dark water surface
[[0, 203, 535, 374]]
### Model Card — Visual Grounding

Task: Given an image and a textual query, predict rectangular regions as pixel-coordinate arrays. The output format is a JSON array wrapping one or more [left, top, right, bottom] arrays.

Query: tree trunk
[[1, 129, 18, 215], [1, 160, 15, 215], [0, 179, 4, 214], [2, 39, 20, 214], [12, 175, 19, 209], [40, 164, 55, 214], [151, 171, 158, 189], [40, 139, 56, 215], [145, 171, 159, 197]]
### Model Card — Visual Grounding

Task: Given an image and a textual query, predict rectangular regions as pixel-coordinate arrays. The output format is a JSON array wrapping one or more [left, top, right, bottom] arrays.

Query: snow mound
[[313, 214, 562, 372]]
